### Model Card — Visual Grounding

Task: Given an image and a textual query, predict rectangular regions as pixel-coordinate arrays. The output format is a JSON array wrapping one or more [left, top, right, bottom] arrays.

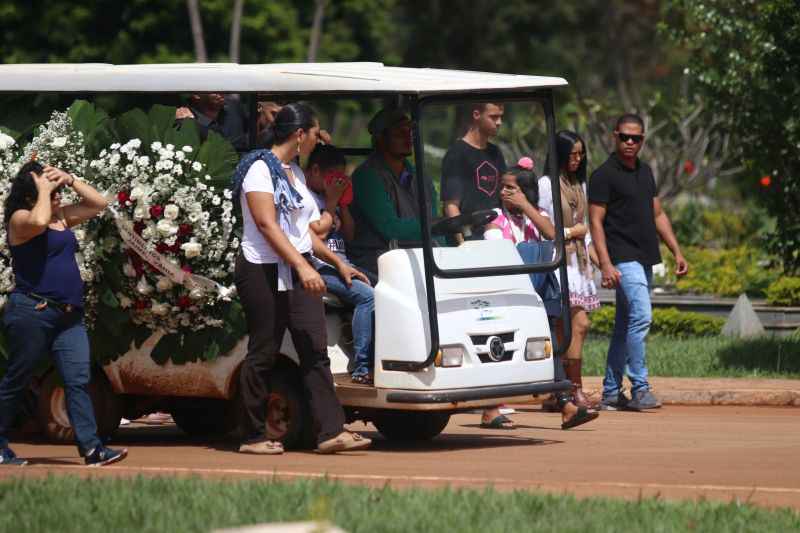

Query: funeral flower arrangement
[[88, 139, 239, 334]]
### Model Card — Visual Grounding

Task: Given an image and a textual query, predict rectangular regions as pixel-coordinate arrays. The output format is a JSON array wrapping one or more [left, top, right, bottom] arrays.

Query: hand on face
[[501, 185, 529, 212]]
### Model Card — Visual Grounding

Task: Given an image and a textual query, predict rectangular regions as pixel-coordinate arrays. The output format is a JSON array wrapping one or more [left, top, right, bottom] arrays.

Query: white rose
[[156, 218, 178, 237], [191, 161, 203, 172], [156, 276, 173, 292], [119, 295, 133, 308], [137, 155, 150, 167], [123, 262, 137, 277], [175, 151, 185, 161], [51, 136, 68, 148], [181, 239, 202, 258], [73, 229, 86, 241], [189, 287, 205, 300], [130, 186, 147, 201], [182, 145, 193, 153], [151, 302, 170, 316], [163, 204, 180, 220], [133, 205, 151, 221], [151, 141, 163, 151], [136, 277, 153, 296], [0, 132, 15, 150], [129, 138, 142, 149]]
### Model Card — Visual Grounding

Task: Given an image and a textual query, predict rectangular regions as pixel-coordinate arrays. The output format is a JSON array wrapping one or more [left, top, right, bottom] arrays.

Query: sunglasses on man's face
[[617, 132, 644, 144]]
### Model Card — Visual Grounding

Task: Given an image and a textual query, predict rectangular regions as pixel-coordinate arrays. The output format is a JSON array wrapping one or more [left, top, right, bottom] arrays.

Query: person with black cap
[[348, 108, 434, 276]]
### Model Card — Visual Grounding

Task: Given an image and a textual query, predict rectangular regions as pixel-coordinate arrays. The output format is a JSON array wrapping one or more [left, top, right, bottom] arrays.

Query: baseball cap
[[367, 108, 410, 137]]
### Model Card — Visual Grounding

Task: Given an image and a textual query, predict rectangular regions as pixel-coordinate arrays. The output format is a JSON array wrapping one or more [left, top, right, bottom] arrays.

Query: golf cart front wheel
[[372, 410, 451, 441]]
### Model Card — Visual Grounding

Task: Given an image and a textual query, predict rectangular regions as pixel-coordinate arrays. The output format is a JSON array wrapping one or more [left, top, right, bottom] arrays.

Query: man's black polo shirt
[[587, 152, 661, 266]]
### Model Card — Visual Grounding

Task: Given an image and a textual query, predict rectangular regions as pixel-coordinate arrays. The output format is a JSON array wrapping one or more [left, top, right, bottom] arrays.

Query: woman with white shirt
[[539, 131, 600, 409], [231, 103, 371, 455]]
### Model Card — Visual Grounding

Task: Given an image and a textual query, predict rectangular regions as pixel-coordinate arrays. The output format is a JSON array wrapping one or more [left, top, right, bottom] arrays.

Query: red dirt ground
[[1, 406, 798, 510]]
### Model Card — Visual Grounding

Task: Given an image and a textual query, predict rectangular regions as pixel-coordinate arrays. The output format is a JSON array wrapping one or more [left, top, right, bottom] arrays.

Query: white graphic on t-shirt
[[475, 160, 499, 196]]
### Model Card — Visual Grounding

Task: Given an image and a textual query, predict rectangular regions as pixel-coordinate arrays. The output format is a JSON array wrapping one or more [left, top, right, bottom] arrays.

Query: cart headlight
[[525, 338, 551, 361], [436, 345, 465, 367]]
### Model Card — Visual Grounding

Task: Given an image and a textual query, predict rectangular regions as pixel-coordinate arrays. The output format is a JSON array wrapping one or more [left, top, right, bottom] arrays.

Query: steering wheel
[[431, 209, 498, 237]]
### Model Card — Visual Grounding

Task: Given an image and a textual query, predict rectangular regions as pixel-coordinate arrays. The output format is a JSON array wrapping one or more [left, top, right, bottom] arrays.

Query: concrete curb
[[581, 377, 800, 407]]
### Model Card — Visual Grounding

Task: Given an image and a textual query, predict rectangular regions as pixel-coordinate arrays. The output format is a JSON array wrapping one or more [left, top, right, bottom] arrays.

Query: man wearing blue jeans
[[587, 113, 688, 411], [305, 145, 376, 384]]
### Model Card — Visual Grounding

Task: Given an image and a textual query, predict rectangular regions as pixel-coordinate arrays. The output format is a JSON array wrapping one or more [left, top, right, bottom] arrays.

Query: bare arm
[[56, 169, 109, 227], [339, 205, 355, 242], [653, 197, 688, 276], [522, 203, 555, 240], [246, 191, 325, 294], [588, 202, 621, 288], [443, 200, 463, 244], [310, 231, 370, 287]]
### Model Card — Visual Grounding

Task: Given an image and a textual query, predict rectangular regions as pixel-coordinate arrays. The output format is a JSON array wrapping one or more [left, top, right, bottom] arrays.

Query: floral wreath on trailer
[[88, 139, 239, 336], [0, 112, 104, 323]]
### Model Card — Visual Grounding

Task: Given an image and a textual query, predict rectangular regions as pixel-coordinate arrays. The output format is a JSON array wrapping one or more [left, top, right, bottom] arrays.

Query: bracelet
[[564, 227, 571, 239]]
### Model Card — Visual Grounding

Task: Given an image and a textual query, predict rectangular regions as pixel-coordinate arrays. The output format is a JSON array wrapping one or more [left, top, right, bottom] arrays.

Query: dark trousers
[[235, 254, 345, 444], [0, 293, 102, 455]]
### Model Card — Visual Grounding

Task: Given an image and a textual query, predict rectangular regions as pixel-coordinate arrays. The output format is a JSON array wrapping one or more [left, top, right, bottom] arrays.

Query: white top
[[0, 63, 567, 95], [240, 160, 320, 265], [538, 175, 592, 246]]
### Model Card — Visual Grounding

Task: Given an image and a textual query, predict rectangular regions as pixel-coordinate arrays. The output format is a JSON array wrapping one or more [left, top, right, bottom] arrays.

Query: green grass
[[0, 476, 798, 533], [582, 334, 800, 379]]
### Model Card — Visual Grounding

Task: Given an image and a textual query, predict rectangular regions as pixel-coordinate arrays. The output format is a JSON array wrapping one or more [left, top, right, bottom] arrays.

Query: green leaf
[[164, 118, 201, 150], [148, 104, 179, 142], [151, 333, 181, 365], [101, 288, 119, 308], [115, 108, 151, 149], [196, 130, 239, 183]]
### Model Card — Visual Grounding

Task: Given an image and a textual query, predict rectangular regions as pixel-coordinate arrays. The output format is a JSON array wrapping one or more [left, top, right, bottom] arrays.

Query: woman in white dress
[[539, 131, 600, 408]]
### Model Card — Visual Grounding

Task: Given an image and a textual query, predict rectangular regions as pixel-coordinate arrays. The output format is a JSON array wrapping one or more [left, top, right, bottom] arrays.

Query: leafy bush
[[660, 245, 780, 297], [671, 203, 770, 249], [766, 277, 800, 306], [590, 305, 724, 337]]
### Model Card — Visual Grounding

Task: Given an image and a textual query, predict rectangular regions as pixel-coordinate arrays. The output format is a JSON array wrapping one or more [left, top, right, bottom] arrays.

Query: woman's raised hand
[[568, 223, 588, 239], [502, 188, 530, 211]]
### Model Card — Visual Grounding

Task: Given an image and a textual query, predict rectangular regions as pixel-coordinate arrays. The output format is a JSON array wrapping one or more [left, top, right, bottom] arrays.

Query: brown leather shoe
[[316, 431, 371, 454]]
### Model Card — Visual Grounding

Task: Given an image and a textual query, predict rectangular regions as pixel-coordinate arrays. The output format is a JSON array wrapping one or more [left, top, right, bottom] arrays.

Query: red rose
[[181, 264, 193, 274], [169, 243, 181, 254], [149, 205, 164, 219], [178, 224, 193, 236], [683, 160, 695, 175], [134, 299, 148, 311], [117, 191, 130, 204], [177, 295, 192, 309], [156, 242, 169, 254], [760, 175, 772, 187], [133, 222, 146, 235]]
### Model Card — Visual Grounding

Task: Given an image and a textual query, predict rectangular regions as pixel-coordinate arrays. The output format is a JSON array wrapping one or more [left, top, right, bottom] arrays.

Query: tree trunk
[[307, 0, 327, 62], [229, 0, 245, 63], [186, 0, 207, 63]]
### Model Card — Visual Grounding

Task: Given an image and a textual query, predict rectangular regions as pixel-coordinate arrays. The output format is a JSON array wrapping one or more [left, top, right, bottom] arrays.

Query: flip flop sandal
[[480, 414, 515, 430], [561, 406, 599, 430]]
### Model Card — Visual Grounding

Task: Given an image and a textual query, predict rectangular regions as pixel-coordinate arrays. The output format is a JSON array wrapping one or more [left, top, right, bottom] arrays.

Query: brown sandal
[[564, 359, 596, 409]]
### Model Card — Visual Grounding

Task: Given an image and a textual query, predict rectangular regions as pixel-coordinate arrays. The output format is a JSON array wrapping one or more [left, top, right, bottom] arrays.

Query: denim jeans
[[603, 261, 653, 398], [318, 265, 375, 377], [0, 292, 102, 455]]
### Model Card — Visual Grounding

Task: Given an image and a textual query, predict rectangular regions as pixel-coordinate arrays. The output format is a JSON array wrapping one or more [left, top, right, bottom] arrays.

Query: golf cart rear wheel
[[372, 410, 450, 441], [37, 369, 121, 443], [171, 398, 238, 437], [264, 370, 315, 450]]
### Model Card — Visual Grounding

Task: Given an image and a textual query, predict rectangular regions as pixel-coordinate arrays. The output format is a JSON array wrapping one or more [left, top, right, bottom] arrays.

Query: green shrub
[[765, 277, 800, 306], [590, 305, 724, 338], [671, 203, 769, 249], [661, 245, 780, 297]]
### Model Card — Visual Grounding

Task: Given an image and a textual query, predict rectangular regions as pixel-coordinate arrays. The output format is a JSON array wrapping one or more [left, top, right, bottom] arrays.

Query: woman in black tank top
[[0, 161, 127, 467]]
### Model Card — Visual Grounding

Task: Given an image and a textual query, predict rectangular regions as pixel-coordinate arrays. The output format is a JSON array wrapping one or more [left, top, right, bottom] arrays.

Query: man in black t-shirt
[[587, 113, 688, 412], [441, 103, 507, 245]]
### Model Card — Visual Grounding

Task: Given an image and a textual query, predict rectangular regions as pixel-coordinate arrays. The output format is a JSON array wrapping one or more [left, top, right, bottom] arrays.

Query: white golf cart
[[0, 63, 574, 446]]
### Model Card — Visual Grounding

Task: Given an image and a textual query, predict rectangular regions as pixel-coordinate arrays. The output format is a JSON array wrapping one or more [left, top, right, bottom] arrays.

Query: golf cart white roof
[[0, 62, 567, 95]]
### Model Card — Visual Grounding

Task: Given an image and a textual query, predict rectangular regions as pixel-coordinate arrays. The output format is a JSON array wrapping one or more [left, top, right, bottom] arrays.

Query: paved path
[[2, 406, 799, 510]]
